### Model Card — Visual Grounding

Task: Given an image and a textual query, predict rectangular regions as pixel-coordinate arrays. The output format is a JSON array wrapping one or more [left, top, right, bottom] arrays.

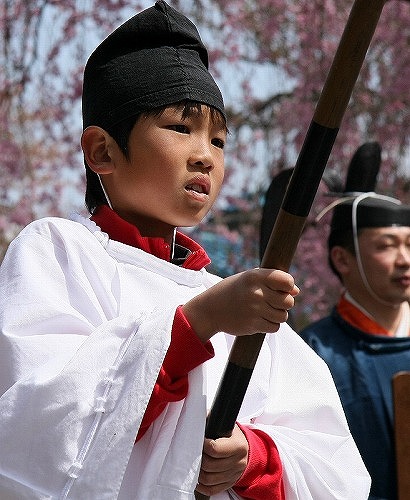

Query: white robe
[[0, 215, 370, 499]]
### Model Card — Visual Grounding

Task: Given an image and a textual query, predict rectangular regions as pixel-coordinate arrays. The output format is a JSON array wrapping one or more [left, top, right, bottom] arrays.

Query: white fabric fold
[[0, 216, 370, 499]]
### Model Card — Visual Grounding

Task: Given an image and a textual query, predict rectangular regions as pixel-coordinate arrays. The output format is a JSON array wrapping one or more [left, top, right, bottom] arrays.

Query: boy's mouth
[[185, 180, 210, 196], [186, 183, 208, 195]]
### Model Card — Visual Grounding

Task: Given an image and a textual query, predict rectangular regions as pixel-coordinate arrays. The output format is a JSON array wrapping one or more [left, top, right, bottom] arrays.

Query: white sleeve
[[0, 226, 172, 499], [245, 324, 371, 500]]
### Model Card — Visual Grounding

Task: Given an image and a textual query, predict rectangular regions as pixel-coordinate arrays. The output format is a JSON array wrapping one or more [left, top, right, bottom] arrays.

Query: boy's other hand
[[195, 423, 248, 497]]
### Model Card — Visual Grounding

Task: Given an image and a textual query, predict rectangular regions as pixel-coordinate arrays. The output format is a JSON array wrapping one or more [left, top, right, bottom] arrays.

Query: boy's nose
[[189, 144, 213, 170], [191, 158, 213, 170]]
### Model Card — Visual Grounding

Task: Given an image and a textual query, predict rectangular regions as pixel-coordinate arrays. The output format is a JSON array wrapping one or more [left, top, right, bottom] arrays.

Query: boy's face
[[105, 105, 226, 242]]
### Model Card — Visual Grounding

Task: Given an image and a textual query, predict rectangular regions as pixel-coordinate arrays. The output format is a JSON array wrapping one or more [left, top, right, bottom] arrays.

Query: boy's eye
[[168, 124, 189, 133], [212, 138, 225, 149]]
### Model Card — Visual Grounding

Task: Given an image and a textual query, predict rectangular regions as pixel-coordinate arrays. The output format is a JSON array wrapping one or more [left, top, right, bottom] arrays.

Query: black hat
[[82, 0, 225, 130], [342, 142, 381, 194], [328, 142, 410, 240], [330, 195, 410, 234]]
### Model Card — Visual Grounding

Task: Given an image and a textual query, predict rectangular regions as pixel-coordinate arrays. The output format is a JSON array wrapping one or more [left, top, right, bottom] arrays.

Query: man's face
[[355, 226, 410, 306]]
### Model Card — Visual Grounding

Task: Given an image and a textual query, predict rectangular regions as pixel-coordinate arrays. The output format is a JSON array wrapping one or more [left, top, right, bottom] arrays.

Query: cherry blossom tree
[[1, 0, 409, 326], [185, 0, 410, 328], [0, 0, 141, 257]]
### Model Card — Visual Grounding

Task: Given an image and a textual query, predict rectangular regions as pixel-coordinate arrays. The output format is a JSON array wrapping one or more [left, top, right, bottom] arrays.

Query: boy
[[0, 2, 369, 498]]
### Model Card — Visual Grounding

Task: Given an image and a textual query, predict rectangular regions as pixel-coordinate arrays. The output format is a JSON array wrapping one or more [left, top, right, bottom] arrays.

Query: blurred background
[[1, 0, 409, 330]]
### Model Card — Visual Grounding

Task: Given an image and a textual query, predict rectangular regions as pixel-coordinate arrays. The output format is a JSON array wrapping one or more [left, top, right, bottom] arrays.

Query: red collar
[[90, 205, 211, 271], [337, 294, 390, 336]]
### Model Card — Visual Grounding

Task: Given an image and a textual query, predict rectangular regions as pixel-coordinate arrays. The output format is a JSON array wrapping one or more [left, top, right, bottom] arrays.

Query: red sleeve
[[233, 423, 285, 499], [136, 306, 214, 440]]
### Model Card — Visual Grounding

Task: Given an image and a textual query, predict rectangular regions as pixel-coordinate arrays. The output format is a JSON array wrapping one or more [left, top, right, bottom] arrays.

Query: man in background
[[300, 143, 410, 499]]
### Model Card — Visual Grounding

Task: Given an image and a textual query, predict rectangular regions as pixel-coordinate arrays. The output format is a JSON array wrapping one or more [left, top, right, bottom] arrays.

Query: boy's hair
[[84, 101, 227, 213]]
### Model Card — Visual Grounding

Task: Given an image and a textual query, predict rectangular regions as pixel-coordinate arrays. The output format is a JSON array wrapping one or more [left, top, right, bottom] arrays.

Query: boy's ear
[[81, 126, 116, 174]]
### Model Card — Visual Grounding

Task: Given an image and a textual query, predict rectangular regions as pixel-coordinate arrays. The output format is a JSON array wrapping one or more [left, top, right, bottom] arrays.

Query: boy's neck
[[90, 205, 211, 270], [112, 208, 176, 246]]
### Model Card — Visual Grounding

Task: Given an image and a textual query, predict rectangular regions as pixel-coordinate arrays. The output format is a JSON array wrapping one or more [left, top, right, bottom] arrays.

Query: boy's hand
[[182, 268, 299, 342], [195, 424, 248, 497]]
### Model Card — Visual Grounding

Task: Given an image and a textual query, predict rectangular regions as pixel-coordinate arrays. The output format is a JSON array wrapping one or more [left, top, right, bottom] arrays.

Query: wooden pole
[[393, 371, 410, 500], [195, 0, 386, 498]]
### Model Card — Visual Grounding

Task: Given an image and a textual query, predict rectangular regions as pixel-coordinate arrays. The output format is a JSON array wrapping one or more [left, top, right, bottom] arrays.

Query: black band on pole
[[282, 122, 339, 217]]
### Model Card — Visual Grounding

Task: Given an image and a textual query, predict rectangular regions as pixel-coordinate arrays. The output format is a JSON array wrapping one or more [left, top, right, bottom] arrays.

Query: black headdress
[[329, 142, 410, 244], [82, 0, 225, 130]]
